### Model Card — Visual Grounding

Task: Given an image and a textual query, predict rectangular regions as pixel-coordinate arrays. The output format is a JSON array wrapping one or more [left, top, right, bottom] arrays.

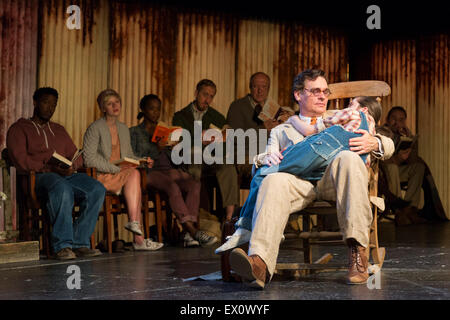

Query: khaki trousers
[[248, 151, 373, 276], [188, 163, 239, 208], [382, 160, 425, 208]]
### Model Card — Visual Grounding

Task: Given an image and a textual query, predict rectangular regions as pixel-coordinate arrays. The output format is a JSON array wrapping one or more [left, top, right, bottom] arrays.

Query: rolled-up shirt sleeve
[[373, 134, 394, 160]]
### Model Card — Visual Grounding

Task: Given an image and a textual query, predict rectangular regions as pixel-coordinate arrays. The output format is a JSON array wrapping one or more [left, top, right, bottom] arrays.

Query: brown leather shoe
[[73, 247, 102, 257], [229, 248, 269, 289], [405, 206, 427, 224], [396, 206, 427, 226], [347, 244, 369, 285], [395, 207, 412, 226], [55, 247, 76, 260]]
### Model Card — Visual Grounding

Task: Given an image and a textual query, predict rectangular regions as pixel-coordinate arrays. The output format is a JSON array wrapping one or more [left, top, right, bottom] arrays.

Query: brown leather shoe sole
[[73, 248, 102, 258], [229, 248, 265, 289], [346, 275, 369, 285]]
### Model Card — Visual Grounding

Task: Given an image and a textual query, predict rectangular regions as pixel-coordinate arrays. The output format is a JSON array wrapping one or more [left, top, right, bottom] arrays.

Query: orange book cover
[[151, 123, 182, 144], [206, 124, 229, 142]]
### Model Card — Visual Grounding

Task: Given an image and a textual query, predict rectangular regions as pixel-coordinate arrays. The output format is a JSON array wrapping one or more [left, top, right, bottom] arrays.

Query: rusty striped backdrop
[[1, 0, 449, 236]]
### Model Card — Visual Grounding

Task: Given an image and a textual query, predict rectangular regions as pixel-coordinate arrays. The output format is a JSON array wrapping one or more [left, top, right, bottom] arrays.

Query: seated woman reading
[[83, 89, 164, 251]]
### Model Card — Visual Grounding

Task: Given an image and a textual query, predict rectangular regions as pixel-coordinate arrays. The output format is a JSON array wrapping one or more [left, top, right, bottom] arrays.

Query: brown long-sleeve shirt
[[6, 118, 82, 174]]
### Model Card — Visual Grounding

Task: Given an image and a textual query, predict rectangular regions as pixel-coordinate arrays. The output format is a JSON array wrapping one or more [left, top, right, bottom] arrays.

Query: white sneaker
[[184, 233, 200, 248], [214, 228, 251, 254], [133, 239, 164, 251], [125, 221, 143, 236], [194, 231, 218, 247]]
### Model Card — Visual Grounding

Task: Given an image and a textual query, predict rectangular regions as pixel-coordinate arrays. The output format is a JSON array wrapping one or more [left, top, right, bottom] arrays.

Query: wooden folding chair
[[1, 149, 98, 258], [274, 80, 391, 279]]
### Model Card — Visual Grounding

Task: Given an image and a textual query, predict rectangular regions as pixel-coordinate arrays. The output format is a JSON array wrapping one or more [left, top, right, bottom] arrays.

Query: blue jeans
[[35, 172, 106, 253], [236, 111, 369, 231]]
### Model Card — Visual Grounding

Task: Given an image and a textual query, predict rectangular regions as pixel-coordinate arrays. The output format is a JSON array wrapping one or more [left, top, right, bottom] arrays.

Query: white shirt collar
[[298, 114, 323, 125], [191, 102, 207, 121]]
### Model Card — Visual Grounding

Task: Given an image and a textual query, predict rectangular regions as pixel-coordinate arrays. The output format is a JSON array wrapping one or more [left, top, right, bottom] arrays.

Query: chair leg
[[303, 214, 312, 264], [113, 214, 119, 241], [369, 207, 385, 269], [90, 234, 95, 250], [43, 218, 51, 258], [155, 193, 163, 243], [24, 208, 33, 241], [39, 209, 51, 258], [104, 198, 112, 254], [142, 194, 150, 239]]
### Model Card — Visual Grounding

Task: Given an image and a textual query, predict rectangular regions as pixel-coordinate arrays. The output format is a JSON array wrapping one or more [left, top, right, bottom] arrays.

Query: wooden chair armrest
[[137, 167, 148, 194], [80, 167, 97, 179], [28, 170, 40, 208], [76, 167, 88, 174]]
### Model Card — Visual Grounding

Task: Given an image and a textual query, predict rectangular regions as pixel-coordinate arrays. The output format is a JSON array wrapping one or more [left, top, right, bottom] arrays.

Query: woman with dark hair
[[130, 94, 218, 247]]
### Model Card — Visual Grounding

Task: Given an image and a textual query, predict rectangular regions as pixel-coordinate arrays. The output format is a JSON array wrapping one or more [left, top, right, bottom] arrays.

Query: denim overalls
[[236, 111, 369, 231]]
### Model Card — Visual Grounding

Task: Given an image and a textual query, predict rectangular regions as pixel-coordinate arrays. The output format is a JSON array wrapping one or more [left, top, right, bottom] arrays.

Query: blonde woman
[[83, 89, 163, 251]]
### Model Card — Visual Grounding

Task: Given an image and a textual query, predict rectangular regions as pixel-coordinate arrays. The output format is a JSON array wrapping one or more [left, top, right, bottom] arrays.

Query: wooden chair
[[274, 80, 391, 279], [88, 167, 164, 253]]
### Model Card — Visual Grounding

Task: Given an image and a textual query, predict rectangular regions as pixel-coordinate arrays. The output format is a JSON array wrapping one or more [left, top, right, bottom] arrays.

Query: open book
[[257, 99, 293, 122], [151, 122, 182, 144], [112, 157, 147, 166], [396, 135, 418, 151], [48, 149, 83, 169], [205, 123, 229, 142]]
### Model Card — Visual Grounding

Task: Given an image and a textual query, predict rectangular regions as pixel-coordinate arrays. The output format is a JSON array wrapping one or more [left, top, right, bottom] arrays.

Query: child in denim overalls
[[235, 96, 381, 231]]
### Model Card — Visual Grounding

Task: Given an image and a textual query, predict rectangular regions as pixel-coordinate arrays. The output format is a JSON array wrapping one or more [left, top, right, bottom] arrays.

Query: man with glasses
[[224, 69, 394, 289]]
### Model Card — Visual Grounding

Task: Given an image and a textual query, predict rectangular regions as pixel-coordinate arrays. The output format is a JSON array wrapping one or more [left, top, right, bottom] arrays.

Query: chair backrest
[[327, 80, 391, 110], [326, 80, 391, 200], [1, 148, 13, 168]]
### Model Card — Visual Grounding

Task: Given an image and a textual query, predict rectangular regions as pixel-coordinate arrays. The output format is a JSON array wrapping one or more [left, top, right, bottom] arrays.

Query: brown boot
[[405, 206, 427, 224], [347, 244, 369, 285], [229, 248, 269, 289], [395, 207, 412, 226]]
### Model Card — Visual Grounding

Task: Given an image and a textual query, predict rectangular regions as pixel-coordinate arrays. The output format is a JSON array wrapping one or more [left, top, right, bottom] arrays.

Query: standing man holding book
[[226, 72, 293, 184], [6, 87, 106, 260], [172, 79, 239, 222]]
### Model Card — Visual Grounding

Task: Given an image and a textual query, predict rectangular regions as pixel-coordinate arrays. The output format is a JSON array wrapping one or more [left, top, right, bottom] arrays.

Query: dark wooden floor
[[0, 220, 449, 301]]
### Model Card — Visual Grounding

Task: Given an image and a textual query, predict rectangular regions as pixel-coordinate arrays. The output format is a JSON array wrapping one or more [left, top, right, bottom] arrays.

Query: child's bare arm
[[286, 116, 318, 136]]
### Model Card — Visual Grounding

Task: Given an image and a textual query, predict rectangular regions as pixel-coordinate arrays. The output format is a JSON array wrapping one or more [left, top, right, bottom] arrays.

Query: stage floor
[[0, 220, 449, 300]]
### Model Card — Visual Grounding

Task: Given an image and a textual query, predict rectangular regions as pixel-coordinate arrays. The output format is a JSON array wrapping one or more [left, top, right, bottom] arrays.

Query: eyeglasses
[[304, 88, 332, 97]]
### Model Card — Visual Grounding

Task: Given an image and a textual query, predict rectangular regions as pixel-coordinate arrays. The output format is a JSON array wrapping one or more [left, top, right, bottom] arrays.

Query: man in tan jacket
[[227, 69, 395, 289]]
